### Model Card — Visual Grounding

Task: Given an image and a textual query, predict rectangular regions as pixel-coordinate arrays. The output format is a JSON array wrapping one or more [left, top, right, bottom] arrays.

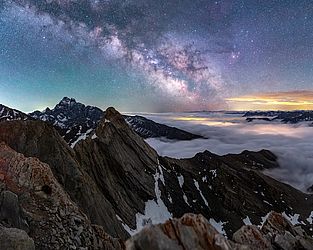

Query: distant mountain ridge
[[28, 97, 203, 146], [244, 110, 313, 124], [124, 115, 203, 140], [0, 104, 31, 122]]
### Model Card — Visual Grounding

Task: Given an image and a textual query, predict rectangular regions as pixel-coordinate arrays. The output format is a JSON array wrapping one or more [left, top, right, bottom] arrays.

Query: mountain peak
[[59, 97, 77, 106], [104, 107, 128, 129]]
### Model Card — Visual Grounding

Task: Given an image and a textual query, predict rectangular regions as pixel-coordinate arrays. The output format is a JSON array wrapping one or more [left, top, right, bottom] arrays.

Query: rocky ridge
[[0, 142, 122, 249]]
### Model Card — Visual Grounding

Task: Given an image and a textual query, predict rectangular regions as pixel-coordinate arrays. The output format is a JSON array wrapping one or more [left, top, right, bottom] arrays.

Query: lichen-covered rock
[[126, 212, 313, 250], [126, 214, 242, 250], [0, 142, 122, 249], [260, 212, 313, 250], [232, 225, 272, 250]]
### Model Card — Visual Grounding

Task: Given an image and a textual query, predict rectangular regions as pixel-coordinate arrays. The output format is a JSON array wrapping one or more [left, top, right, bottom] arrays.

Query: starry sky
[[0, 0, 312, 112]]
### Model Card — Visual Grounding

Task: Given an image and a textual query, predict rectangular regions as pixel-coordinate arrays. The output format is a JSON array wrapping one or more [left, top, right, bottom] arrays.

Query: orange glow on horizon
[[226, 90, 313, 111]]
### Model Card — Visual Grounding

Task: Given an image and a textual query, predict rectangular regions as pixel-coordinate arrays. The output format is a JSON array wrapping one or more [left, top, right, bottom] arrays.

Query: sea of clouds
[[134, 112, 313, 192]]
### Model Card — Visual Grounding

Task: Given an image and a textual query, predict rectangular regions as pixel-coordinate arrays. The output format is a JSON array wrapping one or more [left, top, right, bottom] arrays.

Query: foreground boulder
[[126, 212, 313, 250], [0, 227, 35, 250]]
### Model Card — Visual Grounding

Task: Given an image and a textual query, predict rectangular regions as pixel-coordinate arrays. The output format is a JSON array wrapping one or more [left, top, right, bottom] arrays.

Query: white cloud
[[141, 112, 313, 192]]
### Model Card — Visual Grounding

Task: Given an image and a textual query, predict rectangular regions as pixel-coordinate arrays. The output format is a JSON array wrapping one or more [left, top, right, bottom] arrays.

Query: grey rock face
[[0, 227, 35, 250], [75, 107, 159, 230], [0, 191, 28, 232]]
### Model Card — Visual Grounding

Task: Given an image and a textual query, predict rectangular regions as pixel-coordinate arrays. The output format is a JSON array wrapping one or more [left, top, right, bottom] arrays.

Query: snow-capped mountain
[[29, 97, 203, 147], [29, 97, 103, 146], [0, 104, 30, 122], [30, 97, 103, 129]]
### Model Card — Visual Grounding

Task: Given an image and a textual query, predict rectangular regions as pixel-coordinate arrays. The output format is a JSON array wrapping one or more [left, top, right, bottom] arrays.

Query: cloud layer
[[140, 112, 313, 192]]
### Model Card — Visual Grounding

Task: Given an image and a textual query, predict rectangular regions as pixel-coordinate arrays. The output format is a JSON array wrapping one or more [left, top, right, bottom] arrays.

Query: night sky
[[0, 0, 312, 112]]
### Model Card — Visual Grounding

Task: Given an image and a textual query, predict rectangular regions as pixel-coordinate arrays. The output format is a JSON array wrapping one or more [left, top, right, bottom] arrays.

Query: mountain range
[[0, 98, 312, 249], [29, 97, 203, 147], [244, 110, 313, 124]]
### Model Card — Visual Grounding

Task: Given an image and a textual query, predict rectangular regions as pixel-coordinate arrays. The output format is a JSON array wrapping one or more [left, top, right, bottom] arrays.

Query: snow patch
[[243, 216, 252, 225], [282, 212, 301, 225], [130, 165, 172, 235], [260, 211, 271, 227], [116, 215, 135, 235], [209, 218, 226, 236], [71, 128, 93, 148], [178, 174, 184, 188], [307, 211, 313, 224], [193, 179, 209, 207], [209, 169, 217, 178], [177, 174, 190, 206]]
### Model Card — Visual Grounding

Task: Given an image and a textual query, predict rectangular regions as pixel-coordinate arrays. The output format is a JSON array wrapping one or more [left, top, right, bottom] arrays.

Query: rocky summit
[[0, 105, 312, 249]]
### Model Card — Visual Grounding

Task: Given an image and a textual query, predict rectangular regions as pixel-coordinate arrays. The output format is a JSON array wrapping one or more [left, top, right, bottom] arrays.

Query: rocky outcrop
[[0, 190, 29, 231], [0, 120, 129, 239], [0, 142, 122, 249], [126, 212, 313, 250], [75, 107, 159, 230]]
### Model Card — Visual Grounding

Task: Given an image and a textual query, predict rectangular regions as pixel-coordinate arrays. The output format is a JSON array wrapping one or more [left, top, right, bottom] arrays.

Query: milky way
[[0, 0, 312, 112]]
